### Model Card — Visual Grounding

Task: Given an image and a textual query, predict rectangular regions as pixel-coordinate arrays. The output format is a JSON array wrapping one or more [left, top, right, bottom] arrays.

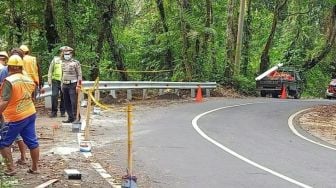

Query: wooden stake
[[84, 90, 92, 141], [127, 104, 133, 175]]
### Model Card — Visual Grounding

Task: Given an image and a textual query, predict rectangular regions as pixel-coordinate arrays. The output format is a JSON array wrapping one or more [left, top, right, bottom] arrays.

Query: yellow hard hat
[[0, 51, 8, 58], [7, 55, 24, 66], [19, 45, 29, 52]]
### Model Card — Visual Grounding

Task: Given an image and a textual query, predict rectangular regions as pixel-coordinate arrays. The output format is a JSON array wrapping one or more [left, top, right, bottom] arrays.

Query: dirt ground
[[298, 104, 336, 145], [0, 88, 333, 188]]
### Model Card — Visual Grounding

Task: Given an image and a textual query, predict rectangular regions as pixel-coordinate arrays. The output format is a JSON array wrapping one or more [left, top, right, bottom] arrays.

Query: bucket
[[93, 107, 101, 115], [79, 141, 92, 152], [72, 122, 81, 133], [121, 175, 137, 188]]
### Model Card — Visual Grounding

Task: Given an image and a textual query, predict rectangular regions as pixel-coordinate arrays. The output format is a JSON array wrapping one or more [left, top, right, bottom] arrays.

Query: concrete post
[[143, 89, 147, 100], [191, 89, 195, 98], [206, 89, 211, 97], [127, 89, 132, 100], [109, 90, 116, 98], [45, 96, 52, 109], [94, 90, 100, 101]]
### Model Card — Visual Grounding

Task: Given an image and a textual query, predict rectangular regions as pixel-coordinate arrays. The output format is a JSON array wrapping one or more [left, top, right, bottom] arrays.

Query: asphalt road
[[133, 98, 336, 188]]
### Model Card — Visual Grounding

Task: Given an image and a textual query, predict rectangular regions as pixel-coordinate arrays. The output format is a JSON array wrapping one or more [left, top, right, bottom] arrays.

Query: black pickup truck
[[256, 68, 304, 99]]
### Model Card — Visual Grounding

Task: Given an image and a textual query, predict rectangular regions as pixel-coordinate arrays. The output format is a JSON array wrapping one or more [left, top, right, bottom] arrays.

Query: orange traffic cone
[[196, 86, 203, 102], [280, 86, 287, 99]]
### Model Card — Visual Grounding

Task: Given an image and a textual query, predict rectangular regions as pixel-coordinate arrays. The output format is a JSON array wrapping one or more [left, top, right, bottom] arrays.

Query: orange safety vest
[[23, 55, 39, 85], [2, 73, 36, 122]]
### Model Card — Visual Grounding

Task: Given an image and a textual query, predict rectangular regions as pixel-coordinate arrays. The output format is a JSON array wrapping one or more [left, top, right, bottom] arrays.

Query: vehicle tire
[[260, 91, 267, 97], [294, 90, 301, 99], [272, 92, 279, 98], [327, 96, 332, 100]]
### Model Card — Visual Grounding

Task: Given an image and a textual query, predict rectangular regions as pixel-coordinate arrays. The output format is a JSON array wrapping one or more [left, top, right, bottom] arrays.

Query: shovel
[[72, 91, 81, 133]]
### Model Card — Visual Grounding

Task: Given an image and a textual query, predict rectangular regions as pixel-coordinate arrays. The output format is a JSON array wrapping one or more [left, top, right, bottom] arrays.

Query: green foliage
[[303, 63, 331, 97], [0, 0, 334, 96], [232, 75, 257, 96]]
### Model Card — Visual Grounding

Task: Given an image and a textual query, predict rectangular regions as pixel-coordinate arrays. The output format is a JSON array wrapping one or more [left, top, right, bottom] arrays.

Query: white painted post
[[45, 96, 52, 109], [191, 89, 195, 98], [94, 90, 100, 101], [127, 89, 132, 100], [143, 89, 147, 100], [109, 90, 116, 98], [206, 89, 211, 97], [159, 89, 163, 95]]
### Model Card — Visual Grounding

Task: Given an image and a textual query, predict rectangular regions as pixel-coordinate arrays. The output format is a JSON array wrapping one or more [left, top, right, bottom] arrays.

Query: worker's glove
[[40, 88, 45, 94]]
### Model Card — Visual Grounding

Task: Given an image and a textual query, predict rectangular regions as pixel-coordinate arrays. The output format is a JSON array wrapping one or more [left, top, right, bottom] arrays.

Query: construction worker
[[61, 46, 82, 123], [0, 51, 9, 71], [48, 47, 65, 118], [0, 49, 30, 167], [20, 45, 42, 98], [0, 55, 39, 176]]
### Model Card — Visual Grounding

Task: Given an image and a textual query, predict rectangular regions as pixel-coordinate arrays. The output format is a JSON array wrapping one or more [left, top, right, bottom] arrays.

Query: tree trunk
[[44, 0, 60, 52], [303, 5, 336, 70], [90, 4, 114, 81], [61, 0, 75, 47], [203, 0, 212, 52], [234, 0, 246, 76], [224, 0, 237, 81], [179, 0, 192, 81], [106, 29, 128, 81], [259, 0, 288, 73], [156, 0, 174, 76], [106, 2, 128, 81], [9, 0, 23, 45], [241, 0, 252, 76]]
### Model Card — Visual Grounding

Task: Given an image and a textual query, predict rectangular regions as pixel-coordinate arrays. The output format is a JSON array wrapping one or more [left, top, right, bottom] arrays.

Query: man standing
[[48, 47, 65, 118], [0, 55, 39, 175], [61, 46, 82, 123], [20, 45, 42, 98]]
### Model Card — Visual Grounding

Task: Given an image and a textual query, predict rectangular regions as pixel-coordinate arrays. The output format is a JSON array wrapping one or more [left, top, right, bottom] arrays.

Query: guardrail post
[[159, 89, 163, 95], [174, 89, 179, 96], [110, 90, 116, 99], [45, 96, 52, 109], [127, 89, 132, 100], [206, 89, 210, 97], [142, 89, 147, 100], [94, 90, 100, 101], [191, 89, 195, 98]]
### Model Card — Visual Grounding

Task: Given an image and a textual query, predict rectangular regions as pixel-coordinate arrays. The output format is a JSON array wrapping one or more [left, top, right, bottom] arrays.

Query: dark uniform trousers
[[51, 80, 65, 115], [62, 82, 78, 121]]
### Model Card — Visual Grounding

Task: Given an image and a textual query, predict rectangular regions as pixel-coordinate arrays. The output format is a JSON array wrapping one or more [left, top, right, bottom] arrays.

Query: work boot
[[60, 112, 66, 117], [62, 119, 74, 123], [49, 113, 57, 118]]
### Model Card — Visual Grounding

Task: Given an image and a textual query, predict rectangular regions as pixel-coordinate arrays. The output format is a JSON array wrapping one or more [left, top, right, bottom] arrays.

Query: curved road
[[133, 98, 336, 188]]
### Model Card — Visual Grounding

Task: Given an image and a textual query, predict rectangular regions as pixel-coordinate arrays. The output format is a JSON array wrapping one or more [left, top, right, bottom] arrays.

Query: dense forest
[[1, 0, 336, 97]]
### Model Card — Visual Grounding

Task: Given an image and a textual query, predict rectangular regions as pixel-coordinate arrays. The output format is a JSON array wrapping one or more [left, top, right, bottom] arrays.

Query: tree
[[259, 0, 288, 73], [44, 0, 60, 52], [224, 0, 237, 81], [303, 5, 336, 70]]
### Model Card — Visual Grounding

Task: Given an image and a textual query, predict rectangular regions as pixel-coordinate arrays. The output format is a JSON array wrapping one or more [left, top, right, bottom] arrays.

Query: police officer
[[61, 46, 82, 123], [48, 47, 65, 118]]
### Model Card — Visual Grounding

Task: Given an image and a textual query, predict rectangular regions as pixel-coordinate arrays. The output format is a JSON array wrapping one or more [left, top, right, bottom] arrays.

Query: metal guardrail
[[38, 81, 217, 99]]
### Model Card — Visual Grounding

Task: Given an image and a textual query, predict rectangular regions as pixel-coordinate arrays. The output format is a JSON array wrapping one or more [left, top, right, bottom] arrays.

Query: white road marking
[[192, 103, 312, 188], [91, 163, 121, 188], [288, 108, 336, 151]]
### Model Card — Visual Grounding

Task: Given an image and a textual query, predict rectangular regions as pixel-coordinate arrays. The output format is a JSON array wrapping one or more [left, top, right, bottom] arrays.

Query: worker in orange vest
[[0, 55, 40, 175], [19, 45, 42, 98]]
